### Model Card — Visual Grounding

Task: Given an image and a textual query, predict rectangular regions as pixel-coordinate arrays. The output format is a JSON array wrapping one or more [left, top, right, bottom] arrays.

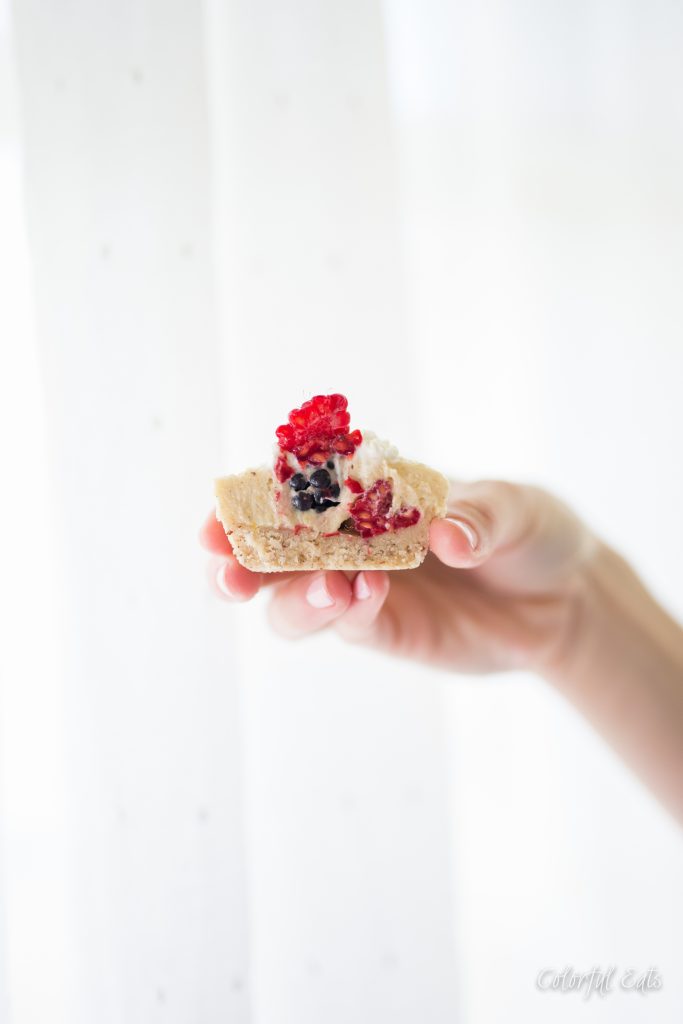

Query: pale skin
[[200, 480, 683, 822]]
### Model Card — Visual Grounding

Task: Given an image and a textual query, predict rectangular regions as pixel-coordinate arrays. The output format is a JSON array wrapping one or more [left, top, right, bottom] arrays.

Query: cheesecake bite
[[214, 393, 448, 571]]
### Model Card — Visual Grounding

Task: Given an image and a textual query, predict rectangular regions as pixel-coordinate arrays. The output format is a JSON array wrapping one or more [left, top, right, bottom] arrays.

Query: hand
[[200, 480, 597, 676], [201, 480, 683, 817]]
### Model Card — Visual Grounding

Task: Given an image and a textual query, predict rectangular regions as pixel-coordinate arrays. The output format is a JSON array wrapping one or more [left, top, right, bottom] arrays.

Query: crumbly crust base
[[228, 521, 431, 572]]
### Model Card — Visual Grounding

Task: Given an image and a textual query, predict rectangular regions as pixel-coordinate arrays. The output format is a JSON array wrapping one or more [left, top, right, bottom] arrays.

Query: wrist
[[540, 540, 683, 820], [540, 540, 617, 688]]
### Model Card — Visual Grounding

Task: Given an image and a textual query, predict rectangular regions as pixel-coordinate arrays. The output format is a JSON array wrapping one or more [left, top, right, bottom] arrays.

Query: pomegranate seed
[[345, 477, 363, 494], [275, 455, 294, 482]]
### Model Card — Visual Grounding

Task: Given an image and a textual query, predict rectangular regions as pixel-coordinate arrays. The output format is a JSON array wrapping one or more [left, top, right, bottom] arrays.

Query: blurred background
[[1, 0, 682, 1021]]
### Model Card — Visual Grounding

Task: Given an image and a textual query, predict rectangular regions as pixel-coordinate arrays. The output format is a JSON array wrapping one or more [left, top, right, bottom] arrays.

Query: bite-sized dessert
[[214, 393, 448, 571]]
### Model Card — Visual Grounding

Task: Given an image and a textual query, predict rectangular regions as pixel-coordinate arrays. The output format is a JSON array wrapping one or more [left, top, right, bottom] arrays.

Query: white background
[[1, 1, 682, 1022]]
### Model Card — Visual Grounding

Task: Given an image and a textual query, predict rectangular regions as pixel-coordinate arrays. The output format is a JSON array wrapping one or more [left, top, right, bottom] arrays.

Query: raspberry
[[350, 478, 421, 538], [392, 506, 421, 529], [276, 394, 362, 465]]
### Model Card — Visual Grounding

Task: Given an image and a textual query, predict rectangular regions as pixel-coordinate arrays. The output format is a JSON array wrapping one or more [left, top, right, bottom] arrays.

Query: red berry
[[350, 479, 391, 537], [392, 507, 421, 529], [275, 394, 362, 464], [349, 478, 421, 537], [274, 455, 294, 482], [345, 477, 363, 494]]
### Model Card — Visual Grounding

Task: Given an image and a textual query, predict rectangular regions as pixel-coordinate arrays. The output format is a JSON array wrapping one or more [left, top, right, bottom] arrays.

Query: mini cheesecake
[[214, 394, 448, 572]]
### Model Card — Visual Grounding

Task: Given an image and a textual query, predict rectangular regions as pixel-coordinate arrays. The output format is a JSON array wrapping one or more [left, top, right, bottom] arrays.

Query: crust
[[228, 521, 432, 572], [215, 459, 448, 572]]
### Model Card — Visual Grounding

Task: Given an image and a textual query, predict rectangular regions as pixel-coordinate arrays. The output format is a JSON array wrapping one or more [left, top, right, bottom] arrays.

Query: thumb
[[429, 480, 593, 591]]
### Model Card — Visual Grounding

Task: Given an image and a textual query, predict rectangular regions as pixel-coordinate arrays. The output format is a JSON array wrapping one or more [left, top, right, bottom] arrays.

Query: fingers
[[204, 500, 392, 645], [209, 553, 262, 602], [334, 571, 391, 643], [268, 571, 353, 638], [267, 570, 391, 641]]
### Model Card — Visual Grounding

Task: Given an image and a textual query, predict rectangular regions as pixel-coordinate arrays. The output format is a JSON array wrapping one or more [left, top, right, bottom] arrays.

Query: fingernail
[[306, 574, 335, 609], [445, 516, 479, 550], [353, 572, 371, 601], [216, 562, 243, 601]]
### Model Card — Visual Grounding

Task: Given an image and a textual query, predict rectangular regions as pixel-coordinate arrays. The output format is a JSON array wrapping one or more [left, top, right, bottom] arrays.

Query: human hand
[[200, 480, 597, 676]]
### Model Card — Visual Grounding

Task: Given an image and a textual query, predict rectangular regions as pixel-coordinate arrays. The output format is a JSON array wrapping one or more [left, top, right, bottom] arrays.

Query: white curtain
[[1, 1, 682, 1022]]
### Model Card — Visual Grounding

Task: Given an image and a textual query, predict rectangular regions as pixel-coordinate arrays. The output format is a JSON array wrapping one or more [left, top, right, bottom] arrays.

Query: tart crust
[[228, 521, 432, 572]]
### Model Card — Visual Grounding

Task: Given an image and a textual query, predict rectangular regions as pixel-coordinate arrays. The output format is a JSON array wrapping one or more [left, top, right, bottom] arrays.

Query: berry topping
[[276, 394, 362, 465], [392, 507, 421, 529], [292, 491, 315, 511], [329, 483, 340, 498], [289, 472, 309, 491], [274, 455, 294, 483], [314, 491, 339, 509], [344, 477, 363, 494], [351, 479, 392, 531], [309, 468, 331, 490], [349, 478, 421, 538], [326, 460, 335, 469]]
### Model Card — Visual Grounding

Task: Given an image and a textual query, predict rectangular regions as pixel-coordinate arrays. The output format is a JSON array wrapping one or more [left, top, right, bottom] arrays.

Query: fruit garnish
[[289, 473, 308, 491], [344, 477, 363, 494], [350, 478, 421, 538], [275, 397, 419, 533], [274, 455, 294, 483], [309, 468, 331, 490], [392, 507, 421, 530], [276, 394, 362, 465], [292, 491, 315, 511]]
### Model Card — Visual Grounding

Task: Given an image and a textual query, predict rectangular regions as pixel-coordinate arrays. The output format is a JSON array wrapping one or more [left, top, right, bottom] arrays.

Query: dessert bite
[[214, 393, 448, 571]]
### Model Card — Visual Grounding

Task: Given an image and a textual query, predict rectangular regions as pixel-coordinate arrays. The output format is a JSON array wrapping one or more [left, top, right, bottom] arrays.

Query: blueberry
[[326, 460, 335, 469], [329, 483, 340, 498], [310, 468, 331, 490], [289, 472, 309, 491], [292, 491, 314, 511], [314, 496, 340, 513]]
